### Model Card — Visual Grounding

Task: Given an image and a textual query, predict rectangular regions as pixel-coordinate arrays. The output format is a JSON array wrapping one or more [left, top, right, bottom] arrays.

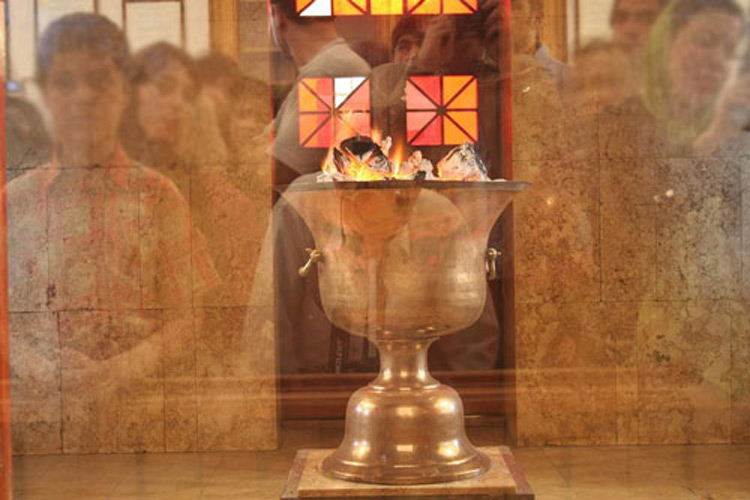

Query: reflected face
[[565, 49, 634, 118], [230, 97, 266, 158], [611, 0, 663, 46], [669, 9, 742, 109], [394, 34, 424, 64], [43, 50, 127, 156], [136, 59, 197, 144], [511, 0, 538, 54]]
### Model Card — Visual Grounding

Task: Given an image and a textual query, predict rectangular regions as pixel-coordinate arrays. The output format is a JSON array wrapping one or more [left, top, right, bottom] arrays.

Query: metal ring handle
[[299, 248, 324, 277], [486, 248, 500, 281]]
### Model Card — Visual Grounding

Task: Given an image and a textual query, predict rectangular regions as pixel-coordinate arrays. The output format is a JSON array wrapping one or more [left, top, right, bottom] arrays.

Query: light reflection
[[352, 440, 371, 459], [435, 398, 456, 413], [438, 439, 461, 458], [396, 406, 416, 418], [355, 400, 375, 416]]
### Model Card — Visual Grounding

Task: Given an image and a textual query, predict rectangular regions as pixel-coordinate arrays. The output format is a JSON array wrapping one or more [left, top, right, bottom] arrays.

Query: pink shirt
[[7, 147, 218, 314]]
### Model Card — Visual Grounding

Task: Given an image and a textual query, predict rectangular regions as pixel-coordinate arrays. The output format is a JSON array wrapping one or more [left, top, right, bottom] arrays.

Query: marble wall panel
[[162, 308, 198, 452], [190, 164, 271, 308], [46, 169, 143, 312], [6, 172, 50, 312], [729, 302, 750, 443], [138, 171, 196, 310], [516, 302, 637, 445], [514, 160, 600, 303], [571, 118, 601, 163], [9, 312, 61, 454], [59, 310, 165, 454], [598, 101, 675, 161], [740, 157, 750, 302], [600, 158, 660, 301], [654, 159, 742, 301], [635, 301, 733, 444], [196, 306, 277, 451], [511, 57, 568, 163]]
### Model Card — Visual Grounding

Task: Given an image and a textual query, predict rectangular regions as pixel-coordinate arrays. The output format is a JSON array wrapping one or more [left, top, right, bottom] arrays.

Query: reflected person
[[5, 95, 53, 181], [602, 0, 745, 157], [196, 52, 245, 148], [269, 0, 373, 373], [611, 0, 669, 49], [6, 13, 217, 450], [121, 42, 227, 194], [510, 0, 566, 89], [269, 0, 370, 183]]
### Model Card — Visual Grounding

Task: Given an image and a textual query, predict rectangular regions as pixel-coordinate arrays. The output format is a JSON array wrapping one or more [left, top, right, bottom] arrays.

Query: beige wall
[[511, 51, 750, 446]]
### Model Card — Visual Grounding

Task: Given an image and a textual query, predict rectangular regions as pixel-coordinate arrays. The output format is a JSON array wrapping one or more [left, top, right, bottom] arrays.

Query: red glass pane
[[406, 76, 441, 108], [299, 114, 333, 147], [337, 80, 370, 111], [407, 111, 441, 145]]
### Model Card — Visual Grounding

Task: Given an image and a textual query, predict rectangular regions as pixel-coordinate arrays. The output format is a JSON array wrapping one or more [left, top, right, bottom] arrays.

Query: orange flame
[[322, 131, 418, 181]]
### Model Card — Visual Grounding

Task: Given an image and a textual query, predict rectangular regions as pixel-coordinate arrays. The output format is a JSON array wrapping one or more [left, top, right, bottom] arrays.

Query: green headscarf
[[643, 0, 717, 147]]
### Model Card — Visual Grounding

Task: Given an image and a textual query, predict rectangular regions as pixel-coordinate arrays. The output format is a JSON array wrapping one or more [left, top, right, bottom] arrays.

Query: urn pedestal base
[[281, 447, 535, 499]]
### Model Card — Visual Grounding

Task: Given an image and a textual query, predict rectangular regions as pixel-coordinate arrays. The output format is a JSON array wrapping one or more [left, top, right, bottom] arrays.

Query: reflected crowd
[[4, 0, 749, 453]]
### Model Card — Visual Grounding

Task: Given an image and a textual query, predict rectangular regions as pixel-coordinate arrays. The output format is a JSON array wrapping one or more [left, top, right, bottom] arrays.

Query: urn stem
[[371, 339, 438, 390]]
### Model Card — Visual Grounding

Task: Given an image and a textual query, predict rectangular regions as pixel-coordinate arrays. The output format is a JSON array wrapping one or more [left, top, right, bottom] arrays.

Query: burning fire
[[319, 133, 491, 183], [322, 130, 409, 181]]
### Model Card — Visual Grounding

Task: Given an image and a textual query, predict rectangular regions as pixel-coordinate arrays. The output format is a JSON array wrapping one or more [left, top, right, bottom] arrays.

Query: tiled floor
[[11, 420, 750, 499]]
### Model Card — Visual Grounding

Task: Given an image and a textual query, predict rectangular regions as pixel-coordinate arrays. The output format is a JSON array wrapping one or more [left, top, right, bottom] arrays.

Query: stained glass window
[[401, 0, 479, 15], [298, 77, 372, 148], [297, 0, 474, 16], [405, 75, 478, 146]]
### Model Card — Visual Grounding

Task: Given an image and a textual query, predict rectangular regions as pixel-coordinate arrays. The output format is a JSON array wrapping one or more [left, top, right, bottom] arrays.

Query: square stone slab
[[281, 446, 534, 499]]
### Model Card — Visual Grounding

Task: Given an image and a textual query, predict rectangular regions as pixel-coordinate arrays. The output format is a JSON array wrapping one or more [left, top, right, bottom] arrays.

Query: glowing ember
[[319, 135, 495, 183]]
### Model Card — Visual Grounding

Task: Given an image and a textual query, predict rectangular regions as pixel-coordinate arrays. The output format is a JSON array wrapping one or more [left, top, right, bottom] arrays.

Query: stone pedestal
[[281, 446, 534, 499]]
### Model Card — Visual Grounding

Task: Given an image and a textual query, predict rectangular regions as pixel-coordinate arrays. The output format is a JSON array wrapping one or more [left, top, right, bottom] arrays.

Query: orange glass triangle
[[333, 0, 367, 15], [371, 0, 404, 14], [443, 0, 477, 14], [443, 76, 474, 108], [296, 0, 316, 13], [301, 78, 333, 108], [407, 0, 440, 15], [444, 111, 477, 144], [299, 81, 331, 112]]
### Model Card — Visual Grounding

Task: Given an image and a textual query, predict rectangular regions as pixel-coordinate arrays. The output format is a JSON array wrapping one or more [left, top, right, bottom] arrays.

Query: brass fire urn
[[281, 178, 528, 485]]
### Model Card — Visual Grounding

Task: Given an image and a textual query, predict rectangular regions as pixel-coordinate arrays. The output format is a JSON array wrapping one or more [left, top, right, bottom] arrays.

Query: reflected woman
[[602, 0, 745, 158]]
